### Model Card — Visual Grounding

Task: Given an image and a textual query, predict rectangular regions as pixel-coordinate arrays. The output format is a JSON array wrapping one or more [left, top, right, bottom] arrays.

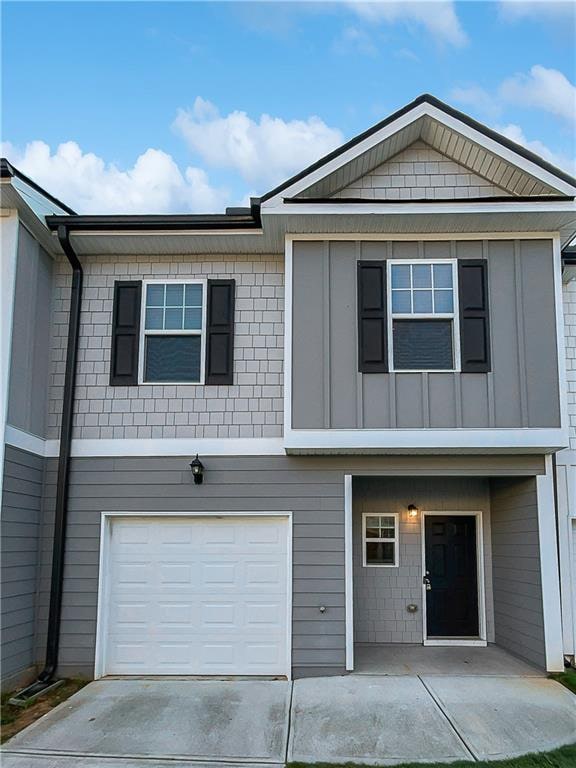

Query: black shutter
[[109, 281, 142, 386], [205, 279, 235, 385], [458, 260, 491, 373], [357, 261, 388, 373]]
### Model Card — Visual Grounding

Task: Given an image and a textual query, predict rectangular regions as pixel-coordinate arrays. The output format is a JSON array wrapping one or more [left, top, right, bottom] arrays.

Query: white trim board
[[265, 201, 576, 216], [286, 232, 560, 242], [284, 428, 568, 453], [4, 428, 286, 458], [420, 510, 487, 647], [536, 455, 565, 671], [94, 510, 293, 680], [344, 475, 354, 672]]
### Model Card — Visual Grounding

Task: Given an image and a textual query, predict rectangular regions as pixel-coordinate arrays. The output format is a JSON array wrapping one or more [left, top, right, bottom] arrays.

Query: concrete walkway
[[2, 675, 575, 767]]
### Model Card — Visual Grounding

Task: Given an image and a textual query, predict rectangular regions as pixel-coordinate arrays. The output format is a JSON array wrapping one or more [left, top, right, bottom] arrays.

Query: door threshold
[[424, 638, 487, 647]]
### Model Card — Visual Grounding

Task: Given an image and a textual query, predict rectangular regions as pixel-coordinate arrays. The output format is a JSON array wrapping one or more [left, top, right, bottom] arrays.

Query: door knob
[[423, 576, 432, 591]]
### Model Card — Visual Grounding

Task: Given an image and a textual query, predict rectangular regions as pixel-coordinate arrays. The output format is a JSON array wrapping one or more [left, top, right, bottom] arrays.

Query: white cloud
[[499, 65, 576, 125], [449, 85, 501, 119], [172, 97, 343, 186], [333, 25, 378, 57], [498, 0, 575, 22], [347, 1, 467, 47], [451, 66, 576, 130], [0, 140, 229, 214], [495, 123, 575, 174]]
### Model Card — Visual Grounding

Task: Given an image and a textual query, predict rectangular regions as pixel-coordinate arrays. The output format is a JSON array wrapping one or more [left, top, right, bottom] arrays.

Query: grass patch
[[288, 744, 576, 768], [1, 678, 88, 744], [549, 667, 576, 695]]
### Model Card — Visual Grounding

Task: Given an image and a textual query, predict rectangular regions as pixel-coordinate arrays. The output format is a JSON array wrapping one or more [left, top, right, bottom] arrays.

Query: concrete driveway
[[2, 675, 575, 767]]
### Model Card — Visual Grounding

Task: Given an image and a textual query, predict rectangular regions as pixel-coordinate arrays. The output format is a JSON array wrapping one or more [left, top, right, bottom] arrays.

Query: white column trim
[[536, 455, 565, 671]]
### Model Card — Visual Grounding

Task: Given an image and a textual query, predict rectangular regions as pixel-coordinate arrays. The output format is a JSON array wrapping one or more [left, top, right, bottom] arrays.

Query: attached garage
[[95, 514, 291, 678]]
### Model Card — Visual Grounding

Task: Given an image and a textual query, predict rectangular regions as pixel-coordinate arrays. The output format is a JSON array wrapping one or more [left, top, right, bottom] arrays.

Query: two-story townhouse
[[2, 95, 576, 690]]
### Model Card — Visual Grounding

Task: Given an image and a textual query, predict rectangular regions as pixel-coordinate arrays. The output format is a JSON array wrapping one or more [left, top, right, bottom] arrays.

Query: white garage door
[[102, 516, 289, 676]]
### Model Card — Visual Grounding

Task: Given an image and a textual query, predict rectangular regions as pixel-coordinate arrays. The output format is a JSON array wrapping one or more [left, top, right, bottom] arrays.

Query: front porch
[[353, 643, 544, 676], [347, 470, 563, 674]]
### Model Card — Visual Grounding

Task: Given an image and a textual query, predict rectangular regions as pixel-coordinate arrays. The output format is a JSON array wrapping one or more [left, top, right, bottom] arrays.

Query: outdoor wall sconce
[[190, 455, 204, 485], [407, 504, 419, 518]]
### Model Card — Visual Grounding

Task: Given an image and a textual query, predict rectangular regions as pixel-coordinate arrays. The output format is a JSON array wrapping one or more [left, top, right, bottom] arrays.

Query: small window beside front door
[[362, 513, 399, 567]]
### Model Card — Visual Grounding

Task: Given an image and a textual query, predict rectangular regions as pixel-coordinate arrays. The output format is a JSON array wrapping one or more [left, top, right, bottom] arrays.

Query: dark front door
[[424, 515, 479, 638]]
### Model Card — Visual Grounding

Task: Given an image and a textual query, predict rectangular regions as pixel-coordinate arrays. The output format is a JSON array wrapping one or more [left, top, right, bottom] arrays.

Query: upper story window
[[141, 280, 206, 383], [388, 260, 459, 372]]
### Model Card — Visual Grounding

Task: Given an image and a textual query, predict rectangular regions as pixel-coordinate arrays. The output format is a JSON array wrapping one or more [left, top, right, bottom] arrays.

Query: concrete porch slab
[[354, 643, 545, 677], [422, 675, 576, 760], [288, 675, 472, 765], [2, 680, 291, 765]]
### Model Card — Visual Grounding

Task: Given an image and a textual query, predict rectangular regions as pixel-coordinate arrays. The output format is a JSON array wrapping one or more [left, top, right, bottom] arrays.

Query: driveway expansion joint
[[416, 675, 478, 762]]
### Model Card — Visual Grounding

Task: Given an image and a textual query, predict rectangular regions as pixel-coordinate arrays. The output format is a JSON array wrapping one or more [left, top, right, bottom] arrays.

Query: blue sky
[[2, 1, 575, 213]]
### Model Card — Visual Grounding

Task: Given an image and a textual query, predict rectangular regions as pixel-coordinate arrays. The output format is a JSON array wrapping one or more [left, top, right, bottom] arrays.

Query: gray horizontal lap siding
[[35, 453, 546, 679], [36, 455, 351, 678], [291, 239, 560, 430], [490, 477, 545, 669], [1, 446, 44, 690]]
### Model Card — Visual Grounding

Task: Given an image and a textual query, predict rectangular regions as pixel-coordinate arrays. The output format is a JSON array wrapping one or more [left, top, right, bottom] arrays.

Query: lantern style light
[[407, 504, 419, 518], [190, 455, 204, 485]]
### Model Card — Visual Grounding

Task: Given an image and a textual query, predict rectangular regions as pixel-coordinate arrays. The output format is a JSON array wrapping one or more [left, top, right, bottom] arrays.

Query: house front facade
[[1, 95, 575, 688]]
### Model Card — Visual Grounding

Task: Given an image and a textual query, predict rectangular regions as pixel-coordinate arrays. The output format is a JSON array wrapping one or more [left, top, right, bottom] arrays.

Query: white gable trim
[[261, 103, 576, 208], [264, 200, 576, 216]]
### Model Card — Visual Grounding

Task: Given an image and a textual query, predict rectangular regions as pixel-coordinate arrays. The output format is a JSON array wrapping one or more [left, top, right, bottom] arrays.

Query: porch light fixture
[[190, 455, 204, 485], [407, 504, 419, 518]]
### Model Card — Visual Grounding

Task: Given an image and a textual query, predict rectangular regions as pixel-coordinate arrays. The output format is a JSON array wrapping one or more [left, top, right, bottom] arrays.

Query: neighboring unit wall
[[1, 445, 44, 691], [7, 225, 53, 438], [47, 254, 284, 440], [353, 476, 494, 644], [563, 277, 576, 449], [333, 141, 510, 200], [490, 477, 545, 668], [291, 239, 560, 431], [557, 277, 576, 657]]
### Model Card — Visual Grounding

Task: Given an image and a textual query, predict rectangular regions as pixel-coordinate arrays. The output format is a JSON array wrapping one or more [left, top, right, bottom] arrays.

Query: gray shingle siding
[[33, 454, 547, 679], [47, 254, 284, 440], [334, 141, 511, 200], [353, 476, 495, 645], [1, 445, 44, 690]]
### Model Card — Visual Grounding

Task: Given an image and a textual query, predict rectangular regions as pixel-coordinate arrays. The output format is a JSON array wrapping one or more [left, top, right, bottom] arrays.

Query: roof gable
[[261, 95, 575, 207], [331, 140, 514, 201]]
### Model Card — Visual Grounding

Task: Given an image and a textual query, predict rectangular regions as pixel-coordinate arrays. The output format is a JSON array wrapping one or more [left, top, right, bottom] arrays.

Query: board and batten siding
[[7, 225, 53, 439], [490, 477, 545, 669], [34, 453, 545, 679], [1, 445, 44, 690], [291, 239, 560, 431]]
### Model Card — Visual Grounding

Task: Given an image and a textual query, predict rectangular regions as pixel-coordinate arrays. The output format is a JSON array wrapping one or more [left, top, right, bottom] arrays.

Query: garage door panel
[[104, 516, 289, 676]]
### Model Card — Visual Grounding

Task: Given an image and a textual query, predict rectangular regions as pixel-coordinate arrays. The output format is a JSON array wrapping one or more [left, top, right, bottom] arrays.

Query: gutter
[[46, 210, 262, 233], [10, 225, 83, 704]]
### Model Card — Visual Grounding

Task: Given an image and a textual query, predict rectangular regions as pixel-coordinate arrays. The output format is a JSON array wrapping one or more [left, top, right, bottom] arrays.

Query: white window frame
[[362, 512, 399, 568], [139, 278, 208, 385], [387, 259, 461, 373]]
